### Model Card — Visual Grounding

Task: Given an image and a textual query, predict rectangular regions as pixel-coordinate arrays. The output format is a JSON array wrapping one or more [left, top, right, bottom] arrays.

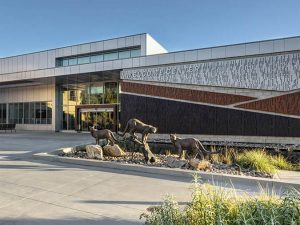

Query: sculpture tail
[[197, 140, 218, 154], [111, 132, 119, 142], [118, 122, 129, 137]]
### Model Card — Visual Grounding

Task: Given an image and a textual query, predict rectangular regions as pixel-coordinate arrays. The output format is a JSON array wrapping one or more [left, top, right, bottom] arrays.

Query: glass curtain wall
[[0, 104, 7, 123], [7, 102, 52, 124], [60, 74, 119, 130], [56, 47, 141, 67]]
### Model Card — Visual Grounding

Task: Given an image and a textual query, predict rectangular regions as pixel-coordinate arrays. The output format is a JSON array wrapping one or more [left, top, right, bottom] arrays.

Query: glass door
[[80, 111, 88, 131], [79, 108, 114, 131]]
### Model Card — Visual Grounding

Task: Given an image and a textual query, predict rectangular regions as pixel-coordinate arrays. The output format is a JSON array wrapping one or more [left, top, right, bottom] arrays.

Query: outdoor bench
[[0, 124, 16, 132]]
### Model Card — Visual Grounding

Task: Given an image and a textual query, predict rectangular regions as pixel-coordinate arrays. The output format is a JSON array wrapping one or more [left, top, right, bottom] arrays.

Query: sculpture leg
[[108, 137, 114, 146], [131, 138, 136, 161], [197, 148, 204, 160], [193, 150, 198, 159], [142, 133, 148, 144], [129, 129, 138, 140], [182, 150, 187, 160], [178, 146, 183, 159]]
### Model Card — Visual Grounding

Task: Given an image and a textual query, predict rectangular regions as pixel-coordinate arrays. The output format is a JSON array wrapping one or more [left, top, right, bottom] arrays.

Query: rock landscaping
[[86, 145, 103, 160], [59, 144, 276, 179]]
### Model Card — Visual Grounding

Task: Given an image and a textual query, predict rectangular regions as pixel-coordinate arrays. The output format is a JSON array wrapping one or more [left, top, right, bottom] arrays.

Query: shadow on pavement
[[78, 200, 189, 205], [0, 218, 141, 225]]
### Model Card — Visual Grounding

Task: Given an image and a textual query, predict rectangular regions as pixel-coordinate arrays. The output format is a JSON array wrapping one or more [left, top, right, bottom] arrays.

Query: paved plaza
[[0, 131, 299, 225], [0, 132, 190, 224]]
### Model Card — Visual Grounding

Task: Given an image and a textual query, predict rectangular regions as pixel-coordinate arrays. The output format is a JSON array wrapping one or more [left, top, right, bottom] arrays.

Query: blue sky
[[0, 0, 300, 57]]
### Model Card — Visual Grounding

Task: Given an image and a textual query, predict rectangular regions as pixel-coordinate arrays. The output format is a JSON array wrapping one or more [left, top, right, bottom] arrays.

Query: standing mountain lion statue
[[89, 126, 118, 146], [170, 134, 220, 160], [119, 118, 157, 144]]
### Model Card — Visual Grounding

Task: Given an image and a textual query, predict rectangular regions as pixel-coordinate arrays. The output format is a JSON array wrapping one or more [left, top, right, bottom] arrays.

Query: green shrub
[[236, 150, 277, 174], [210, 146, 237, 165], [270, 154, 293, 170], [141, 195, 183, 225], [141, 177, 300, 225], [294, 164, 300, 171], [185, 183, 236, 224], [209, 147, 295, 173]]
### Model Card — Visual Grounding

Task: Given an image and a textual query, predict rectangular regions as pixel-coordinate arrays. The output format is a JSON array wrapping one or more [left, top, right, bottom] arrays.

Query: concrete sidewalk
[[277, 170, 300, 184], [0, 157, 192, 225], [0, 131, 188, 224], [0, 131, 299, 225], [0, 131, 93, 154]]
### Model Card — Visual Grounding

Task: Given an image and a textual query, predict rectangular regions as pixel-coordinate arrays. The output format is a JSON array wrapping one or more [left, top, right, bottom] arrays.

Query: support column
[[53, 85, 62, 132]]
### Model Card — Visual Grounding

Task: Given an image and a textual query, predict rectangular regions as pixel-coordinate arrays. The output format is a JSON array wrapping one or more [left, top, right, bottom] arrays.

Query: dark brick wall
[[120, 94, 300, 137]]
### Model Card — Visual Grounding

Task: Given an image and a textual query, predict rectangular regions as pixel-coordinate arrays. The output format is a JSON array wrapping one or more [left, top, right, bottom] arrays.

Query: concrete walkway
[[0, 131, 188, 224], [277, 170, 300, 184], [0, 131, 299, 224], [0, 157, 192, 224]]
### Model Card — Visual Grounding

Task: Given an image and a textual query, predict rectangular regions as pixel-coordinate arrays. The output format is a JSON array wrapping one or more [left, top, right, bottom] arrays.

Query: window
[[131, 49, 141, 57], [9, 104, 14, 124], [47, 102, 52, 124], [55, 47, 141, 67], [24, 103, 29, 124], [0, 104, 7, 123], [18, 103, 23, 124], [119, 50, 131, 59], [69, 90, 77, 102], [30, 103, 35, 124], [104, 82, 118, 104], [78, 56, 90, 64], [0, 105, 2, 123], [68, 106, 75, 130], [68, 58, 77, 66], [62, 58, 69, 66], [35, 102, 41, 124], [13, 103, 18, 124], [56, 60, 63, 67], [104, 52, 118, 61], [7, 102, 52, 125], [41, 102, 47, 124], [3, 104, 6, 123], [90, 54, 103, 63], [90, 83, 104, 104]]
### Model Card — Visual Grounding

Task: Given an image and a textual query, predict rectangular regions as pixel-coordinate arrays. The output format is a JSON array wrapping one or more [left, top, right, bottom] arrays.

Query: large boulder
[[103, 144, 126, 157], [86, 145, 103, 160], [60, 144, 88, 156], [61, 147, 75, 154], [189, 159, 212, 171], [165, 156, 187, 168]]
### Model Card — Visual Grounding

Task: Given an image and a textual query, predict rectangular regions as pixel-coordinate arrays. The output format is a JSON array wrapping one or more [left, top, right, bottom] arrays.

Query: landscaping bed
[[140, 176, 300, 225], [58, 144, 295, 179]]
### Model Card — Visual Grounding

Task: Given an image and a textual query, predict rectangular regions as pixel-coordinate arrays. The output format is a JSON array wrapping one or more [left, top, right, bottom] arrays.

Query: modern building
[[0, 33, 300, 139]]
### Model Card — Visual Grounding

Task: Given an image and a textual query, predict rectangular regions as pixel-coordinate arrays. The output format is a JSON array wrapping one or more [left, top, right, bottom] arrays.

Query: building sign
[[121, 52, 300, 91]]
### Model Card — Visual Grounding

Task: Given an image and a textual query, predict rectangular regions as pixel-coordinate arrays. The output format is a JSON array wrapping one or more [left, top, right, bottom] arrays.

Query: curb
[[33, 152, 300, 190]]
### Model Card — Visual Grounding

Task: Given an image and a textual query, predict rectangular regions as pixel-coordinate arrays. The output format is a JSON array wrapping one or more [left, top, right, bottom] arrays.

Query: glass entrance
[[59, 75, 120, 131], [79, 108, 115, 131]]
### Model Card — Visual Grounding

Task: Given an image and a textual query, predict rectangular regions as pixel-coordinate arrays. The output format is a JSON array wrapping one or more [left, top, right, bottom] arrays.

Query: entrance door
[[75, 104, 118, 132]]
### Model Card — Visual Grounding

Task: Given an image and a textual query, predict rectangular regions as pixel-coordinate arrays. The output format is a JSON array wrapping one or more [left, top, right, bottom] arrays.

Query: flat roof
[[1, 33, 300, 60], [0, 33, 148, 60]]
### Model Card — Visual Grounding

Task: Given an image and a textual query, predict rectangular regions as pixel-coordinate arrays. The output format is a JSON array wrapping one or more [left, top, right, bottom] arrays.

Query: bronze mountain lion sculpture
[[170, 134, 219, 160], [119, 118, 157, 144], [89, 126, 118, 146]]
